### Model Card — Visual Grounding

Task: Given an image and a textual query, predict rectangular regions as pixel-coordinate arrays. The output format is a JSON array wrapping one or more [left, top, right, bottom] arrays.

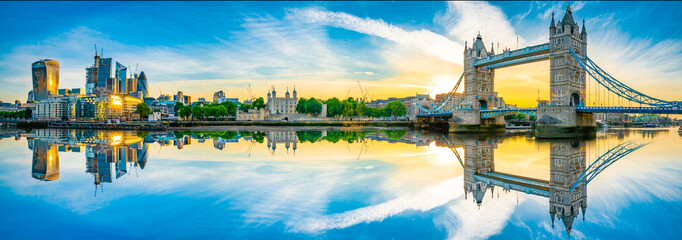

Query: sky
[[1, 1, 681, 107]]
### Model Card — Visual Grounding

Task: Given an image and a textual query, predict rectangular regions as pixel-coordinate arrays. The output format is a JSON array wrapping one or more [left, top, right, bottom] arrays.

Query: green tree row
[[0, 108, 32, 119], [322, 97, 406, 119]]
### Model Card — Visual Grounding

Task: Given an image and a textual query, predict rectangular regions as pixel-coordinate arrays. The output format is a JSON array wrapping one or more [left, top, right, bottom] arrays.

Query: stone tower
[[537, 6, 594, 138], [463, 136, 497, 205], [549, 6, 587, 107], [463, 34, 496, 110]]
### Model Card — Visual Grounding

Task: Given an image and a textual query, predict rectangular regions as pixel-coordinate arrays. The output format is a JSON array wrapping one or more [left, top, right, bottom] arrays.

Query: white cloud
[[290, 7, 463, 64], [435, 2, 525, 51]]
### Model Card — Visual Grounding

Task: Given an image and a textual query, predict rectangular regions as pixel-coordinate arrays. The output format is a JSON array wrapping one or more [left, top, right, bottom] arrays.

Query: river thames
[[0, 127, 680, 239]]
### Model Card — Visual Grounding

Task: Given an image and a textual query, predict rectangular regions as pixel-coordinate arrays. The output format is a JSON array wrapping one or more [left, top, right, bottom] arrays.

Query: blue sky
[[1, 1, 681, 106]]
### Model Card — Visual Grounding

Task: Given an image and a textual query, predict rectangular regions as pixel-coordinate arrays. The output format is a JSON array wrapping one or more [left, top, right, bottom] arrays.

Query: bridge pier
[[535, 106, 596, 138], [448, 109, 505, 133]]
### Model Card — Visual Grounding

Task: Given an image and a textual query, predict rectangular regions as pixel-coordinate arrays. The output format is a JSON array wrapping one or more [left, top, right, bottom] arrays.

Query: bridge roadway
[[474, 171, 550, 198], [474, 43, 550, 69], [416, 107, 682, 118]]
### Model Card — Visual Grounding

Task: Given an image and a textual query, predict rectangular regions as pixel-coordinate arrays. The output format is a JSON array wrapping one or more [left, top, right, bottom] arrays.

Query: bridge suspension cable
[[570, 48, 677, 108], [415, 73, 465, 114], [569, 140, 650, 192]]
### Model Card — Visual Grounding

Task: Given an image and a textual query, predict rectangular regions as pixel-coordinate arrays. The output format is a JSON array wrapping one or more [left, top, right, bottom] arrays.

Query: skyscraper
[[31, 59, 60, 101], [97, 58, 113, 92], [85, 50, 100, 94], [116, 62, 127, 94], [136, 71, 149, 99]]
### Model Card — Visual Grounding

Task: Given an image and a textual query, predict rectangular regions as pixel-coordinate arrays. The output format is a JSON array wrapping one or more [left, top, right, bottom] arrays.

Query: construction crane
[[246, 84, 255, 101], [357, 81, 371, 102]]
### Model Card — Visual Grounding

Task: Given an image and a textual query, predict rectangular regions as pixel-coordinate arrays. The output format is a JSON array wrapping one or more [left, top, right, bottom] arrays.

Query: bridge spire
[[550, 12, 556, 29], [581, 19, 587, 35]]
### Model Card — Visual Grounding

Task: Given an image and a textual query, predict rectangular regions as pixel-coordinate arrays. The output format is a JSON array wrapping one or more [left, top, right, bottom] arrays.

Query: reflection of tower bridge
[[440, 135, 649, 236], [413, 6, 681, 138]]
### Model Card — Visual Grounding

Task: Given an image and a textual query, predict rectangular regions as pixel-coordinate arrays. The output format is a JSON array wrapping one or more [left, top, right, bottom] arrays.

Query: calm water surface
[[0, 128, 680, 239]]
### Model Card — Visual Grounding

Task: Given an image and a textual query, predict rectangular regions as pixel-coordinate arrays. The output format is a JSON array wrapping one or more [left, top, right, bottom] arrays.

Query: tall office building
[[116, 62, 127, 94], [97, 58, 113, 92], [127, 73, 137, 94], [85, 51, 100, 94], [136, 71, 149, 99], [32, 59, 60, 101]]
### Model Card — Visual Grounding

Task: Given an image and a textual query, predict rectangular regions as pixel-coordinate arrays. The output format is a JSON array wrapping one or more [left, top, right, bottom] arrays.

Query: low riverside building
[[236, 108, 266, 121], [34, 94, 142, 121]]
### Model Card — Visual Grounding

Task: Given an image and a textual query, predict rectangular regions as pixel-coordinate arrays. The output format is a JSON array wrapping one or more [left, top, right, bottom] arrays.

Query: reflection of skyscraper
[[549, 141, 587, 237], [31, 140, 60, 181], [32, 59, 60, 101]]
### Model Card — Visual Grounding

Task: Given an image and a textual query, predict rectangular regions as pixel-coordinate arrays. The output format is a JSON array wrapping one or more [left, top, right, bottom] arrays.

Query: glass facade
[[116, 62, 127, 94], [31, 59, 60, 101], [97, 58, 113, 91], [136, 71, 149, 99]]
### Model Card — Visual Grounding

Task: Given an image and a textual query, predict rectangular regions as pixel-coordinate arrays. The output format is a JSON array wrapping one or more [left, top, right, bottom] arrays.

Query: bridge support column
[[535, 106, 596, 138], [448, 110, 505, 133]]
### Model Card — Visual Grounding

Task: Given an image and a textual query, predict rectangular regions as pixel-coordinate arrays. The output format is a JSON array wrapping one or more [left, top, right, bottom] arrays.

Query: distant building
[[236, 108, 266, 121], [32, 59, 60, 101], [267, 87, 297, 115], [213, 90, 225, 103], [27, 91, 34, 103]]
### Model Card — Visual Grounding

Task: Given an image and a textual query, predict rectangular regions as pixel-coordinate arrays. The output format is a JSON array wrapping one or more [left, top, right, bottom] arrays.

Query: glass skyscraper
[[137, 71, 149, 99], [97, 58, 113, 91], [31, 59, 60, 101], [116, 62, 127, 94]]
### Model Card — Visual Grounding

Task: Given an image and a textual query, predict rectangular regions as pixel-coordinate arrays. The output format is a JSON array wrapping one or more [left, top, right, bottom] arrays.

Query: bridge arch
[[478, 100, 488, 110], [570, 93, 581, 107]]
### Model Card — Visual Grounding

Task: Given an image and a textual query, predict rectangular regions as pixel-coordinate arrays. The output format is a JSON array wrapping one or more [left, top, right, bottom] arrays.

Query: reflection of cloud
[[290, 177, 464, 233]]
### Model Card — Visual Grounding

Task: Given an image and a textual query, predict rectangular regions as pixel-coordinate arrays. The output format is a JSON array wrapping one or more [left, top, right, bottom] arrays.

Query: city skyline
[[1, 1, 681, 107]]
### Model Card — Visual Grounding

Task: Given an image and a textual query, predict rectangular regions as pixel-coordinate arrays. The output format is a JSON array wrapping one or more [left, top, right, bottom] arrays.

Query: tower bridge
[[414, 6, 681, 138]]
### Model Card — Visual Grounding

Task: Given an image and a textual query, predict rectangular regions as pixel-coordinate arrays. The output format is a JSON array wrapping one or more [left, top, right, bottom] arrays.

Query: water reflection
[[20, 129, 150, 191], [0, 127, 675, 239]]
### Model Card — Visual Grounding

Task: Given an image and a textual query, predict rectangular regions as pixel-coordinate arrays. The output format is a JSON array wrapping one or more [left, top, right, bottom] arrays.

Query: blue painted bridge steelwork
[[417, 106, 682, 119], [466, 140, 648, 199], [474, 43, 549, 69]]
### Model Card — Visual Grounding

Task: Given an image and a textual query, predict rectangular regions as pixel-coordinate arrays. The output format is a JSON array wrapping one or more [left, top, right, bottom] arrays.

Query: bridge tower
[[449, 35, 504, 132], [549, 141, 587, 236], [537, 6, 596, 138]]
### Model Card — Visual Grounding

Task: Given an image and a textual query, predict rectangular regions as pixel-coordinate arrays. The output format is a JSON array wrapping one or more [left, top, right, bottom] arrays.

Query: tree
[[529, 115, 537, 121], [515, 113, 526, 120], [296, 98, 308, 113], [355, 102, 366, 118], [134, 103, 152, 120], [252, 97, 266, 109], [192, 105, 204, 119], [219, 101, 237, 116], [179, 106, 192, 120], [323, 98, 343, 117], [305, 98, 322, 114], [215, 105, 228, 118], [174, 102, 184, 115], [240, 103, 253, 112], [385, 100, 406, 117]]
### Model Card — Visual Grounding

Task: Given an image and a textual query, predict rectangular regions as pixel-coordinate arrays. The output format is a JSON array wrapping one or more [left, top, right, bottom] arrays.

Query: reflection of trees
[[296, 131, 322, 143]]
